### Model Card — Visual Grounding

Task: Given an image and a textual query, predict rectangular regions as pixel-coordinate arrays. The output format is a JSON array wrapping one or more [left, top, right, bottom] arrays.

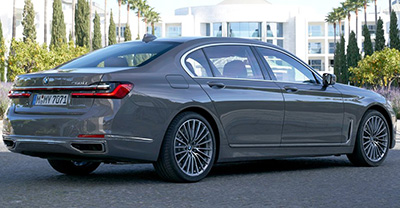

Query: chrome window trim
[[180, 42, 323, 84]]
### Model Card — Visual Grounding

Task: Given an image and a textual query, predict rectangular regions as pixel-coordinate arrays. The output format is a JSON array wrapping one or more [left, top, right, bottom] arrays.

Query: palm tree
[[335, 7, 347, 36], [351, 0, 364, 37], [117, 0, 122, 43], [363, 0, 372, 25], [341, 1, 352, 38], [374, 0, 377, 25], [142, 5, 152, 33], [148, 11, 161, 35], [389, 0, 392, 13], [122, 0, 133, 26], [132, 0, 148, 39], [89, 0, 92, 50], [72, 0, 75, 43], [326, 11, 337, 44], [12, 0, 16, 38]]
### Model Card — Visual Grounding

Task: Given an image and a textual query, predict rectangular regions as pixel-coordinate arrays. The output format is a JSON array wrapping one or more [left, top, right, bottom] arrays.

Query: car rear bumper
[[2, 135, 158, 162]]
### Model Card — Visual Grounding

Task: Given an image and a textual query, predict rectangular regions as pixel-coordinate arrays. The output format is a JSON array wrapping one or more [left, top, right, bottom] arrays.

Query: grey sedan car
[[3, 35, 396, 182]]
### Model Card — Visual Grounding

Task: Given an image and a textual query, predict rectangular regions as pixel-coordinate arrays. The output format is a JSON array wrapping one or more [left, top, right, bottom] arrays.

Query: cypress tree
[[50, 0, 67, 49], [124, 24, 132, 41], [346, 31, 361, 70], [333, 42, 341, 83], [92, 11, 102, 50], [75, 0, 90, 47], [339, 35, 347, 83], [22, 0, 37, 42], [69, 32, 73, 43], [362, 24, 373, 57], [108, 10, 116, 45], [389, 11, 400, 50], [375, 17, 386, 51]]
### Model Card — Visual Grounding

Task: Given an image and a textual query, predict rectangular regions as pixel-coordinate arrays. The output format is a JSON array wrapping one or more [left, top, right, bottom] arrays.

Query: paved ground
[[1, 121, 400, 207]]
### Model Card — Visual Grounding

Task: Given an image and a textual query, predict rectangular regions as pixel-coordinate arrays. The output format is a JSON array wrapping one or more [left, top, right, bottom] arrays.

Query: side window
[[184, 49, 213, 77], [257, 47, 317, 83], [203, 45, 264, 80]]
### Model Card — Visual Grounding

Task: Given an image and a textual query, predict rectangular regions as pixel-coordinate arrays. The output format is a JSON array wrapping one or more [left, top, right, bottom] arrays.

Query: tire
[[153, 112, 216, 182], [48, 159, 100, 175], [347, 110, 390, 167]]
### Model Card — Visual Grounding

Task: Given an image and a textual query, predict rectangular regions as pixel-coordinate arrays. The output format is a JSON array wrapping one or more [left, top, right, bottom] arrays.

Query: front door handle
[[207, 82, 225, 89], [284, 86, 298, 93]]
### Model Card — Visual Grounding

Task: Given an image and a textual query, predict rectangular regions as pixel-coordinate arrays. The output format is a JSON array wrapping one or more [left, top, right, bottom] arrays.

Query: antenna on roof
[[142, 34, 157, 43]]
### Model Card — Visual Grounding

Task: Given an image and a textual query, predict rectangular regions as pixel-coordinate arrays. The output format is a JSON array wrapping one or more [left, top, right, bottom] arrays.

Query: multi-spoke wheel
[[347, 110, 390, 167], [48, 159, 100, 175], [154, 112, 216, 182]]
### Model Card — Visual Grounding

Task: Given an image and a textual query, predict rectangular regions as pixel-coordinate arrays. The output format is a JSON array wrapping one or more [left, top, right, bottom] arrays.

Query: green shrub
[[0, 82, 12, 119]]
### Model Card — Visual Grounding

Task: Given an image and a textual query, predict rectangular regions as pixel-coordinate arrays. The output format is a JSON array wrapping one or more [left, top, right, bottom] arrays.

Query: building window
[[116, 26, 126, 37], [308, 59, 323, 71], [227, 22, 261, 39], [266, 39, 273, 44], [367, 25, 376, 35], [201, 23, 211, 36], [308, 42, 322, 54], [213, 22, 222, 37], [277, 39, 283, 48], [147, 25, 162, 37], [329, 42, 335, 54], [266, 22, 283, 37], [166, 23, 182, 37], [308, 24, 323, 37], [328, 24, 344, 37]]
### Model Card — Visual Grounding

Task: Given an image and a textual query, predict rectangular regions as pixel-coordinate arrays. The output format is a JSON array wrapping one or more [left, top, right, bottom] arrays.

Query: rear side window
[[184, 49, 213, 77], [257, 47, 317, 83], [202, 45, 264, 80], [58, 42, 180, 69]]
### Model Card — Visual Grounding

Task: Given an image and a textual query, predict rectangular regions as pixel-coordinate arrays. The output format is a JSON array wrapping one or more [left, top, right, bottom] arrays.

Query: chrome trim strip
[[180, 42, 322, 82], [12, 85, 110, 91], [105, 135, 153, 143], [230, 142, 351, 148], [12, 138, 67, 144]]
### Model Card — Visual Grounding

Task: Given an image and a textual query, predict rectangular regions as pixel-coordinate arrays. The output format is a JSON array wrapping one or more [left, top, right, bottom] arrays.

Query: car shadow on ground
[[39, 156, 353, 184]]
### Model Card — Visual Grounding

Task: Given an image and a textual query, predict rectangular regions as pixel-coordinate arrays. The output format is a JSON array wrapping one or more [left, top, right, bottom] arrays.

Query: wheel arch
[[173, 106, 222, 163], [365, 104, 394, 148]]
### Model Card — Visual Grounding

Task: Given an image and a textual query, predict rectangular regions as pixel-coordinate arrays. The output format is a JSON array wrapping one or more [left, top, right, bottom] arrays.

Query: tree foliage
[[362, 24, 373, 57], [334, 35, 347, 83], [124, 24, 132, 41], [375, 17, 386, 51], [22, 0, 37, 42], [347, 31, 361, 69], [349, 48, 400, 89], [389, 10, 400, 50], [75, 0, 90, 47], [7, 39, 88, 81], [50, 0, 67, 49], [92, 11, 102, 50], [108, 10, 117, 45], [0, 21, 6, 81]]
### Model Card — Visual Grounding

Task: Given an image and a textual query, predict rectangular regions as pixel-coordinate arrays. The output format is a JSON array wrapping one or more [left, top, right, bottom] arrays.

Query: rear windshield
[[58, 41, 180, 69]]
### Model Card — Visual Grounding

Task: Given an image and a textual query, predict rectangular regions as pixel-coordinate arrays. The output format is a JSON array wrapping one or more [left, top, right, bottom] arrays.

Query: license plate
[[34, 94, 69, 106]]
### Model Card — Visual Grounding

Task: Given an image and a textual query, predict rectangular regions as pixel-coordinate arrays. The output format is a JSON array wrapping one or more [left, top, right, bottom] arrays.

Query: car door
[[255, 46, 345, 144], [182, 45, 284, 145]]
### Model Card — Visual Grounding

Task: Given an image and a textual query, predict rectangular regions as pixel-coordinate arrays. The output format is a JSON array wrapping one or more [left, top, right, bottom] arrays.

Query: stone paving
[[1, 120, 399, 152]]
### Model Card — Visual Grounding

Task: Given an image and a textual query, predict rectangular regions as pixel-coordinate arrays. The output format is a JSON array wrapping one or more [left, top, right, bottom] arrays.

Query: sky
[[93, 0, 389, 17]]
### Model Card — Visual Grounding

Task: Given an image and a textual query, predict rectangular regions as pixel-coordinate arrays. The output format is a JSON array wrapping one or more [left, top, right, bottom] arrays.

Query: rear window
[[58, 41, 180, 69]]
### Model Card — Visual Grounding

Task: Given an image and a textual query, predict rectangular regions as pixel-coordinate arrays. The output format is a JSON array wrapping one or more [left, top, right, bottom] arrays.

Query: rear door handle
[[284, 86, 298, 93], [207, 82, 225, 89]]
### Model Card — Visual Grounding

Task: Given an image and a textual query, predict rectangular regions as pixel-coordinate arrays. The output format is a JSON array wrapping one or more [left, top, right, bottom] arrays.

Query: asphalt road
[[1, 145, 400, 208]]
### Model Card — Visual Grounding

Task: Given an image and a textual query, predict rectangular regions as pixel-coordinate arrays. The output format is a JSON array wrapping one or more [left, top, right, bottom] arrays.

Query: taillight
[[71, 83, 133, 99], [8, 91, 31, 98]]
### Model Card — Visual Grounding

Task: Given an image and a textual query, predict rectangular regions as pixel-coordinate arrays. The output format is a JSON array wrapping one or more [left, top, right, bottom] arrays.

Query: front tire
[[347, 110, 390, 167], [154, 112, 216, 182], [48, 159, 100, 175]]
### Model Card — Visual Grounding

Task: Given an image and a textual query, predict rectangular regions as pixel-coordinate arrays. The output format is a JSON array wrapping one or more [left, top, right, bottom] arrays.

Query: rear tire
[[48, 159, 100, 175], [347, 110, 390, 167], [153, 112, 216, 182]]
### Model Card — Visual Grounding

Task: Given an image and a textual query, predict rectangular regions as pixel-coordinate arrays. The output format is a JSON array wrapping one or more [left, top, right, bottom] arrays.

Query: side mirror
[[323, 73, 336, 87]]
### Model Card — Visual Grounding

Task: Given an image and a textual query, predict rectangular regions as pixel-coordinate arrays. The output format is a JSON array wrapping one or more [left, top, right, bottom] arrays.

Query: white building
[[0, 0, 394, 75]]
